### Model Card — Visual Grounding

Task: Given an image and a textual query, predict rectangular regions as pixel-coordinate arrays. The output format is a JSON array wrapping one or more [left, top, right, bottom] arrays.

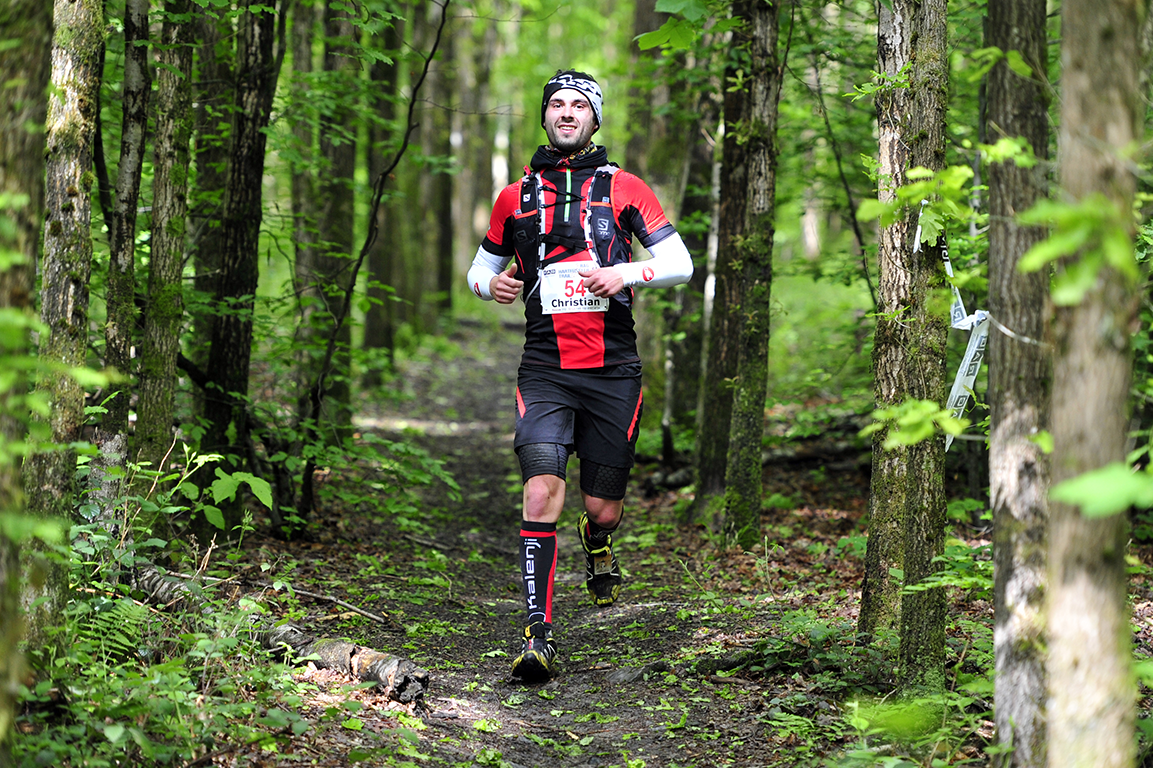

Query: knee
[[524, 474, 565, 521], [583, 495, 623, 528]]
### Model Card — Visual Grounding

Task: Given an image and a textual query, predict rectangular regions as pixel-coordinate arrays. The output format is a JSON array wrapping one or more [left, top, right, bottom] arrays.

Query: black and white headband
[[541, 71, 603, 128]]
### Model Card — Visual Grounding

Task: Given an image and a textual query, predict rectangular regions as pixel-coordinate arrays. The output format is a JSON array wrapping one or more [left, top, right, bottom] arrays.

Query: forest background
[[3, 0, 1153, 765]]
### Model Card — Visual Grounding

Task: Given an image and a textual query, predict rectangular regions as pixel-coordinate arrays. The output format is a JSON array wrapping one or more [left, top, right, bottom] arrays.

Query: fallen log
[[260, 624, 429, 703], [132, 563, 430, 702]]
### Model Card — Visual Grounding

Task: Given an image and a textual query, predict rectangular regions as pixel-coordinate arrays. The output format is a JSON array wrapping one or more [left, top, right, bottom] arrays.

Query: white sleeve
[[466, 245, 509, 301], [614, 232, 694, 289]]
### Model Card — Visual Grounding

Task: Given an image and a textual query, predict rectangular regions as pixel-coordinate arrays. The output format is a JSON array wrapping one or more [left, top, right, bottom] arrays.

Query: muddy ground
[[216, 317, 1150, 768]]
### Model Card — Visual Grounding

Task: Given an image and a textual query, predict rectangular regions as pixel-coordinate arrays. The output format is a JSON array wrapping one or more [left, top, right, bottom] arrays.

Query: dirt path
[[244, 319, 878, 767]]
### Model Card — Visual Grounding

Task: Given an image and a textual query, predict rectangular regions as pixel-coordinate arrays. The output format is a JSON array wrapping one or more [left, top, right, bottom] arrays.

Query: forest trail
[[244, 318, 881, 768]]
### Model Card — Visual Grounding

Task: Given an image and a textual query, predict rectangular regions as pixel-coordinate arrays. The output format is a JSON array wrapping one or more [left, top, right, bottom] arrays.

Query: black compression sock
[[519, 520, 557, 625], [584, 515, 619, 546]]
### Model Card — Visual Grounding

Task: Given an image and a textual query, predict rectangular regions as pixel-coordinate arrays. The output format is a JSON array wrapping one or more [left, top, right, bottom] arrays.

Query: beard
[[545, 119, 597, 154]]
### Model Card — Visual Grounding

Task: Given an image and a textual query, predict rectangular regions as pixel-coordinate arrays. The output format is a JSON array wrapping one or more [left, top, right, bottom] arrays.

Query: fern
[[78, 598, 151, 662]]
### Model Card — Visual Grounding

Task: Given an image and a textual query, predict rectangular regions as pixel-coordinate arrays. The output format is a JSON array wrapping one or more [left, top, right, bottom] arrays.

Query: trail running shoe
[[579, 512, 623, 606], [510, 622, 557, 682]]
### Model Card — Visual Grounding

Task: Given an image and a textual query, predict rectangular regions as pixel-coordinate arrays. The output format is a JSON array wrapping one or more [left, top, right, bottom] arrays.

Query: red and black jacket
[[482, 145, 677, 369]]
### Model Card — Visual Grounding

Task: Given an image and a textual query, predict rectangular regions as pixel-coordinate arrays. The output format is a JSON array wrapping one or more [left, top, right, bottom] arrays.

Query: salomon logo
[[596, 218, 611, 237]]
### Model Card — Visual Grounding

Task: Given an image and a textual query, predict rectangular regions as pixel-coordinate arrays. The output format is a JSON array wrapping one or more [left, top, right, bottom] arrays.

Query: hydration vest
[[509, 164, 632, 305]]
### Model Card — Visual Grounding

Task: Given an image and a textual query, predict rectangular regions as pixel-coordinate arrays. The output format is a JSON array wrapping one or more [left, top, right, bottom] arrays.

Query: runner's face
[[544, 89, 598, 154]]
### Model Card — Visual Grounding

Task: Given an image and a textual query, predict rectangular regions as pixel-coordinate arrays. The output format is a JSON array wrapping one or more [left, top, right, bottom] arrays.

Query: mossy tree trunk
[[199, 0, 278, 538], [893, 0, 949, 696], [137, 0, 196, 479], [858, 0, 950, 697], [695, 12, 752, 526], [1047, 0, 1141, 764], [24, 0, 104, 652], [721, 0, 781, 550], [857, 0, 914, 641], [985, 0, 1050, 763], [0, 0, 51, 757], [95, 0, 150, 511]]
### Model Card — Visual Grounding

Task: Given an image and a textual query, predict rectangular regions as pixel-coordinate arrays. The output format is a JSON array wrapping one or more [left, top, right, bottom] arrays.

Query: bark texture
[[189, 11, 232, 376], [721, 0, 781, 549], [862, 0, 950, 659], [859, 0, 950, 697], [103, 0, 150, 440], [362, 15, 404, 383], [858, 0, 914, 639], [24, 0, 105, 649], [696, 20, 757, 523], [0, 0, 51, 755], [200, 1, 277, 536], [289, 0, 320, 399], [137, 0, 196, 473], [308, 3, 359, 434], [1047, 0, 1141, 764], [985, 0, 1050, 763], [894, 0, 949, 696]]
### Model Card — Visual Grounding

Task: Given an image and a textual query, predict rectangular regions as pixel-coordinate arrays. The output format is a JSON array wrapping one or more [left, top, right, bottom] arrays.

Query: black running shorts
[[514, 362, 644, 469]]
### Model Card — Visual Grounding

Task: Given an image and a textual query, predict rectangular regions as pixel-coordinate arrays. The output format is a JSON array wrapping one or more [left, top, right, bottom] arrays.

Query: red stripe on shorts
[[627, 390, 643, 440]]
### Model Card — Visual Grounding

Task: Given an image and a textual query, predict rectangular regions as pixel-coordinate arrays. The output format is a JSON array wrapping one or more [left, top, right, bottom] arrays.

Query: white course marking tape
[[911, 199, 986, 452]]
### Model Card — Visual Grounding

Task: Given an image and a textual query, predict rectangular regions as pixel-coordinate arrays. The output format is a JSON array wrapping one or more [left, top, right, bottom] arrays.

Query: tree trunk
[[1047, 0, 1141, 764], [857, 0, 950, 695], [362, 15, 404, 385], [721, 0, 781, 550], [289, 0, 320, 403], [985, 0, 1050, 763], [696, 32, 753, 526], [189, 10, 232, 386], [137, 0, 196, 475], [25, 0, 104, 653], [103, 0, 150, 439], [662, 103, 716, 466], [94, 0, 150, 514], [893, 0, 949, 697], [433, 30, 454, 316], [307, 2, 358, 436], [0, 0, 51, 756], [200, 1, 277, 538]]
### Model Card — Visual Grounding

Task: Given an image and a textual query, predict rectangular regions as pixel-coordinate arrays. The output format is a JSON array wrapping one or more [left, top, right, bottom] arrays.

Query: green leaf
[[857, 198, 898, 224], [342, 717, 364, 731], [210, 468, 241, 503], [1050, 256, 1101, 306], [655, 0, 707, 21], [203, 505, 226, 530], [1028, 430, 1054, 454], [1017, 224, 1092, 272], [233, 471, 273, 509], [888, 567, 904, 580], [1050, 462, 1153, 517], [1005, 50, 1033, 78], [103, 723, 126, 744], [917, 208, 944, 244]]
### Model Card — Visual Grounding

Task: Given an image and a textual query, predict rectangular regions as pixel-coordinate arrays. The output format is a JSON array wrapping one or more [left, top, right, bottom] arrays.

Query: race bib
[[539, 261, 608, 315]]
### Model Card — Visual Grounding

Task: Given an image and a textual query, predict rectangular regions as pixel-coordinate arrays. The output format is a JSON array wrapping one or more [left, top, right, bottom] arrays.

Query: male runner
[[467, 70, 693, 681]]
